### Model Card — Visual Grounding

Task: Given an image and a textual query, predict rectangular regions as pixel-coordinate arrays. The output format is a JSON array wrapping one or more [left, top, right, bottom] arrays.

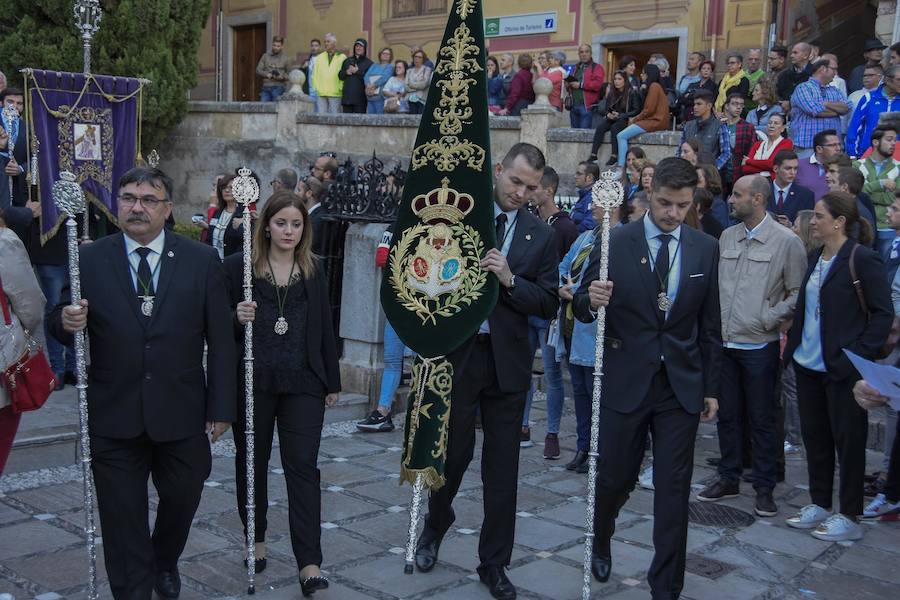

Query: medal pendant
[[274, 317, 289, 335], [140, 296, 154, 317], [657, 292, 673, 312]]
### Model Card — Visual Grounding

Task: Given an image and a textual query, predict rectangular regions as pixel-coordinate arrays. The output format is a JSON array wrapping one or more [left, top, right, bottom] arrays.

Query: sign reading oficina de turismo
[[484, 12, 558, 38]]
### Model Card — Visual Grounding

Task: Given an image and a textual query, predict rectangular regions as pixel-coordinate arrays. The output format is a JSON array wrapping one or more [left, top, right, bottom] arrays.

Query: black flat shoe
[[154, 568, 181, 598], [300, 575, 329, 597], [566, 450, 588, 472], [605, 155, 618, 166], [243, 557, 267, 574], [477, 564, 516, 599], [591, 553, 612, 582], [415, 526, 444, 572]]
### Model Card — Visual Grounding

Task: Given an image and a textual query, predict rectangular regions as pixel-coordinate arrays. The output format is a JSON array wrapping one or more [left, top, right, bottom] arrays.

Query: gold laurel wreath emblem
[[389, 222, 487, 325]]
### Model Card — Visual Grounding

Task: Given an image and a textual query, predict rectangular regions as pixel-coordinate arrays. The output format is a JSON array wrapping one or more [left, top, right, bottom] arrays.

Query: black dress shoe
[[154, 569, 181, 599], [477, 565, 516, 599], [415, 526, 443, 572], [591, 552, 612, 582], [300, 575, 329, 597], [64, 370, 77, 385], [243, 557, 267, 574], [566, 450, 588, 471]]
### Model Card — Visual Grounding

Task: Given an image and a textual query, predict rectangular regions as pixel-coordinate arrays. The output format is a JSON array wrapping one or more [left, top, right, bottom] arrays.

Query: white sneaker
[[783, 441, 802, 456], [811, 513, 864, 542], [785, 504, 831, 529], [638, 466, 654, 491], [863, 493, 900, 519]]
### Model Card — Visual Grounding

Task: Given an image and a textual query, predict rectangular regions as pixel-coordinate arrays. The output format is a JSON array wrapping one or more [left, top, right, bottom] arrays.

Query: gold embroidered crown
[[412, 177, 474, 224]]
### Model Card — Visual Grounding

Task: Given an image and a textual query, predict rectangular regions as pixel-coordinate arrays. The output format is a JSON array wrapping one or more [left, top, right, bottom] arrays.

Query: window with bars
[[391, 0, 448, 18]]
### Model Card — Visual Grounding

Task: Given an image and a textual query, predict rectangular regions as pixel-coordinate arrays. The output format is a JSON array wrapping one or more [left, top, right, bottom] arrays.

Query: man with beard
[[50, 167, 236, 599], [256, 36, 291, 102]]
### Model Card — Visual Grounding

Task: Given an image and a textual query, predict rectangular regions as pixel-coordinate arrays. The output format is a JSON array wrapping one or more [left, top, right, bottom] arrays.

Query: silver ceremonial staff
[[53, 171, 99, 600], [2, 101, 18, 201], [232, 166, 259, 595], [581, 170, 624, 600]]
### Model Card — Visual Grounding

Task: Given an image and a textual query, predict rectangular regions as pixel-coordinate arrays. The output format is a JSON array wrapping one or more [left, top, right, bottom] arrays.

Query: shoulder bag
[[849, 243, 900, 359], [0, 273, 56, 413]]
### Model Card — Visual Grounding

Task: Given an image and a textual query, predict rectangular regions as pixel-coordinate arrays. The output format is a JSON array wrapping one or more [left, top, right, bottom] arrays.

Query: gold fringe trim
[[399, 464, 445, 491]]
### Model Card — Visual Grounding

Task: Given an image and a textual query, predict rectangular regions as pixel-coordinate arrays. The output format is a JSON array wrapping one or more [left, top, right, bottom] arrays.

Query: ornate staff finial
[[232, 167, 259, 206], [147, 149, 160, 169], [52, 171, 87, 217], [591, 169, 624, 210]]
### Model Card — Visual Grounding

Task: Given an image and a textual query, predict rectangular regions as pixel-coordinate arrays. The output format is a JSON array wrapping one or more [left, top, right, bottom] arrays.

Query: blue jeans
[[35, 264, 75, 376], [260, 85, 285, 102], [377, 320, 406, 411], [616, 124, 647, 166], [522, 318, 565, 433], [568, 363, 593, 452], [569, 104, 593, 129], [717, 343, 780, 490], [367, 97, 385, 114]]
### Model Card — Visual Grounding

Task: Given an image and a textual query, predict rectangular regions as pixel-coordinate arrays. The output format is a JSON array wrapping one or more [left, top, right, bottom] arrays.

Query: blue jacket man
[[847, 81, 900, 158], [570, 161, 599, 233]]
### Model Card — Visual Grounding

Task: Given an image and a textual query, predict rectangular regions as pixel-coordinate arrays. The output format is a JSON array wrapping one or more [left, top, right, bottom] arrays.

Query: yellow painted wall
[[193, 0, 773, 100]]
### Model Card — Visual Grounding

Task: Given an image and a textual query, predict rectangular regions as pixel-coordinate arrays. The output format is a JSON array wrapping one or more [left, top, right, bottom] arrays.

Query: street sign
[[484, 12, 558, 38]]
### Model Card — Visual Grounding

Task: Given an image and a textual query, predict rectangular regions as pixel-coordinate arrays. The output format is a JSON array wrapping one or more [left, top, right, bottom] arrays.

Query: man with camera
[[256, 36, 291, 102]]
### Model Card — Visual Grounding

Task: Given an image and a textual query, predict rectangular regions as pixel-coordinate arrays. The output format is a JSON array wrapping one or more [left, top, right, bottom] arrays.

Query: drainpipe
[[893, 0, 900, 44]]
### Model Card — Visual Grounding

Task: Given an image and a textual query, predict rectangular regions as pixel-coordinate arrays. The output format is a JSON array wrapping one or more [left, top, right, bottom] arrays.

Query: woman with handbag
[[586, 70, 641, 166], [363, 47, 394, 115], [382, 60, 410, 114], [0, 210, 48, 475], [783, 192, 892, 542]]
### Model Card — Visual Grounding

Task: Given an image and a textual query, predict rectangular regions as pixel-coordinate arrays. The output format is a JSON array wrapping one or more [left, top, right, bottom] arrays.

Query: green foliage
[[0, 0, 211, 151], [172, 222, 202, 240]]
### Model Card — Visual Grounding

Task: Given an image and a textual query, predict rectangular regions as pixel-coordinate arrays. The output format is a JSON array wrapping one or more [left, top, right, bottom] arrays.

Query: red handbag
[[1, 273, 56, 413]]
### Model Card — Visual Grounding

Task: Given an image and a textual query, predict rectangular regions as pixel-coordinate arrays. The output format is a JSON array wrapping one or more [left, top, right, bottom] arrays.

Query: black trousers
[[794, 362, 868, 517], [592, 365, 699, 600], [717, 343, 779, 490], [590, 116, 628, 157], [342, 102, 367, 114], [234, 389, 325, 568], [91, 432, 211, 600], [884, 415, 900, 501], [426, 337, 526, 568]]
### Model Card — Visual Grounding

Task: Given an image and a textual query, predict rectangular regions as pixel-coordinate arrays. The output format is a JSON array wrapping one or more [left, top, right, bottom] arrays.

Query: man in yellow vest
[[312, 33, 346, 114]]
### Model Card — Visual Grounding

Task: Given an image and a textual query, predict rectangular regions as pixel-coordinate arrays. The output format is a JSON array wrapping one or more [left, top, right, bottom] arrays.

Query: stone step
[[325, 392, 370, 423]]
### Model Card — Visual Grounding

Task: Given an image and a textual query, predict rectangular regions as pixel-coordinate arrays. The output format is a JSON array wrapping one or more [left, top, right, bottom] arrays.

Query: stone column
[[876, 1, 897, 45], [519, 105, 556, 158], [339, 222, 391, 400], [275, 70, 315, 148]]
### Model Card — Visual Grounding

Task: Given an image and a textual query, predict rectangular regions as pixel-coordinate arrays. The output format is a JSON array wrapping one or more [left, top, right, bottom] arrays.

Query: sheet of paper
[[843, 349, 900, 410]]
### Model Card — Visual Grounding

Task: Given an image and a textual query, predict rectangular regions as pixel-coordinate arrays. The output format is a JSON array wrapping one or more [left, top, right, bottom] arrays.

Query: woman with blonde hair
[[226, 190, 341, 595]]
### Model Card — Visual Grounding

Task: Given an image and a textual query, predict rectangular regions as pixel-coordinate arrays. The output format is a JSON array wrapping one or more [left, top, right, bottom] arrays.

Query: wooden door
[[603, 39, 680, 81], [233, 24, 267, 101]]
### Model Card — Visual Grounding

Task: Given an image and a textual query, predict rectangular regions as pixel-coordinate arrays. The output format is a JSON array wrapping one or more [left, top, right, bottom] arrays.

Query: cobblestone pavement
[[1, 390, 898, 600]]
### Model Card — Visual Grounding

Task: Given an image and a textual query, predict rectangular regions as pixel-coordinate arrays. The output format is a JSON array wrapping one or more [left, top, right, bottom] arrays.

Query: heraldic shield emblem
[[380, 0, 497, 491]]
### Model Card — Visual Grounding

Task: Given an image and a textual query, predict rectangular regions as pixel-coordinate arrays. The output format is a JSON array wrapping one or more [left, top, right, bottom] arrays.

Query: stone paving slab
[[2, 394, 900, 599]]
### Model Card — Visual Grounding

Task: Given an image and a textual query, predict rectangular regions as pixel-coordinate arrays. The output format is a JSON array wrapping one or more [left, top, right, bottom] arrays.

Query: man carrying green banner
[[379, 1, 559, 598]]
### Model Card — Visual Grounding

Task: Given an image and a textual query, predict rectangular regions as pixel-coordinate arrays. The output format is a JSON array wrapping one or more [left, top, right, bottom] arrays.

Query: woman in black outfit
[[693, 188, 724, 238], [783, 192, 892, 542], [587, 70, 642, 166], [226, 190, 341, 596], [207, 174, 243, 260]]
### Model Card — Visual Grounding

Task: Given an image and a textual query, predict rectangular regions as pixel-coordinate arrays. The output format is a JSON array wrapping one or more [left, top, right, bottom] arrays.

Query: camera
[[191, 214, 204, 224]]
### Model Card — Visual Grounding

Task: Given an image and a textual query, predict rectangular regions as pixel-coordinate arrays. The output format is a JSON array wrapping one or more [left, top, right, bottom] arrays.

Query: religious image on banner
[[22, 69, 146, 243], [380, 0, 497, 490], [74, 123, 101, 161]]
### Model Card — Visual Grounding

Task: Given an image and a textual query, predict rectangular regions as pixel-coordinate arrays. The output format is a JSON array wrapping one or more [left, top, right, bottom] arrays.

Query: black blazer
[[223, 253, 341, 394], [309, 205, 327, 255], [207, 207, 244, 258], [768, 182, 815, 223], [49, 232, 237, 441], [784, 240, 892, 381], [573, 218, 722, 414], [449, 208, 559, 393], [0, 124, 28, 209]]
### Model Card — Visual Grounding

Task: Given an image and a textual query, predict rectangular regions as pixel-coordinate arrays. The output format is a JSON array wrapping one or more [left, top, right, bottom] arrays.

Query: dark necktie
[[495, 213, 508, 249], [655, 234, 672, 295], [135, 247, 155, 297], [776, 190, 785, 212]]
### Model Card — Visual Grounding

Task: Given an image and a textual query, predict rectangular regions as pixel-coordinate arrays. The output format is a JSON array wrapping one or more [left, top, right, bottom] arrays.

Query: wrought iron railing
[[322, 153, 406, 222]]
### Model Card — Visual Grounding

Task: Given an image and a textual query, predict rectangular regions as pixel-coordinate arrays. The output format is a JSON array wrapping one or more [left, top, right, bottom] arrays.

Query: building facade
[[193, 0, 884, 102]]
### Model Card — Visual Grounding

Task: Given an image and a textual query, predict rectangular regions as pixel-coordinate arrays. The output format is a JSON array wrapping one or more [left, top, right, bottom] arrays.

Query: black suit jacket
[[573, 218, 722, 414], [206, 207, 244, 258], [0, 123, 28, 209], [768, 182, 815, 223], [223, 253, 341, 394], [784, 240, 892, 381], [449, 208, 559, 393], [49, 232, 237, 441], [309, 205, 327, 255]]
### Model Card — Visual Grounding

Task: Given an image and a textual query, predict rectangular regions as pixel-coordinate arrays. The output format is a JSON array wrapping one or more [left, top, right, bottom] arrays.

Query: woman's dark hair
[[768, 111, 786, 127], [216, 174, 238, 211], [699, 60, 716, 76], [696, 163, 723, 196], [693, 187, 715, 215], [607, 70, 631, 107], [618, 55, 637, 71], [626, 146, 645, 160], [642, 63, 661, 87], [486, 55, 499, 76], [394, 60, 408, 76], [683, 138, 701, 154], [820, 191, 874, 246]]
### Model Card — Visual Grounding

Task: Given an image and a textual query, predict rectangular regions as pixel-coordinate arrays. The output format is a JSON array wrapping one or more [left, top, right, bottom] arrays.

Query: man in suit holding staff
[[574, 157, 722, 600], [50, 166, 236, 600]]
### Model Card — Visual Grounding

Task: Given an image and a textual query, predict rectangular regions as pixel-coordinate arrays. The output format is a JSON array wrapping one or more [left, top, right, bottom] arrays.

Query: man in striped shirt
[[790, 59, 850, 158]]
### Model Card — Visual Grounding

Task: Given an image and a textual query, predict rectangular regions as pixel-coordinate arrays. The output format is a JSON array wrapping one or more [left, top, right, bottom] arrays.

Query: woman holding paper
[[783, 191, 892, 542]]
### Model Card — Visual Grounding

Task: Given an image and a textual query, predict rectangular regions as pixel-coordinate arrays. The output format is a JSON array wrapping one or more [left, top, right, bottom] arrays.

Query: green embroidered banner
[[380, 0, 497, 490]]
